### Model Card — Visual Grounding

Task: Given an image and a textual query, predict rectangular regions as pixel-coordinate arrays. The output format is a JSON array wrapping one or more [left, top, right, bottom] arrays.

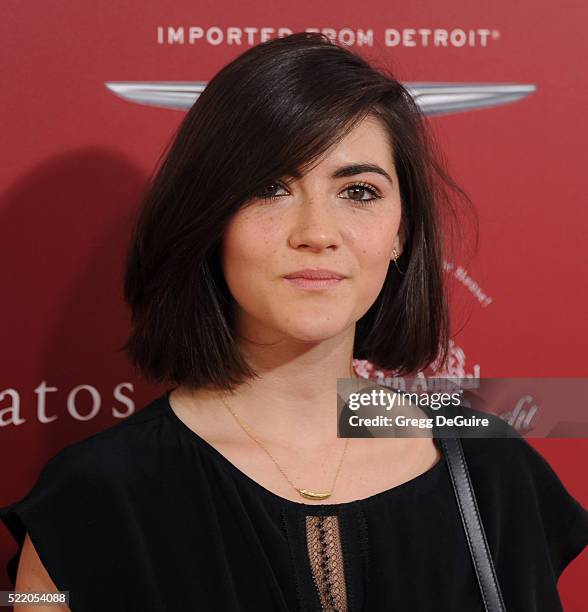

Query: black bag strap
[[438, 436, 507, 612]]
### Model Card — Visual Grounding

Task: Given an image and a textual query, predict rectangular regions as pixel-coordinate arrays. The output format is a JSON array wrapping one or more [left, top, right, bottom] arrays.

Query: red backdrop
[[1, 1, 586, 607]]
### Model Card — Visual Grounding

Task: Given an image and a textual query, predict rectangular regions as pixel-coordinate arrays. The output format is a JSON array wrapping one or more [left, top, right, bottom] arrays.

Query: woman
[[1, 32, 586, 612]]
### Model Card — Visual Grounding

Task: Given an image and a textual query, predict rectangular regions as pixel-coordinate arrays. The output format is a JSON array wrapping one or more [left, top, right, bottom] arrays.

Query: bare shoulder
[[15, 533, 71, 611]]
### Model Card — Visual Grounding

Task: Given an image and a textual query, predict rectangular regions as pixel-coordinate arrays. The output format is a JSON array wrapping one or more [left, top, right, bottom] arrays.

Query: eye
[[253, 181, 289, 201], [339, 182, 382, 206]]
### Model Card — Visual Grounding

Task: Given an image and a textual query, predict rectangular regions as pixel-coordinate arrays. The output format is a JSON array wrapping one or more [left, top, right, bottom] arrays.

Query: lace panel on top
[[305, 515, 348, 611]]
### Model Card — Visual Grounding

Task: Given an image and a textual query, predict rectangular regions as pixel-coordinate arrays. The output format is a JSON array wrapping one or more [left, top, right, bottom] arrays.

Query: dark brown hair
[[121, 32, 477, 391]]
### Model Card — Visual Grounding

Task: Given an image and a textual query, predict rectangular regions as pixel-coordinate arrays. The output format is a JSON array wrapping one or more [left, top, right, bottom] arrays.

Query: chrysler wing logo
[[103, 81, 536, 116]]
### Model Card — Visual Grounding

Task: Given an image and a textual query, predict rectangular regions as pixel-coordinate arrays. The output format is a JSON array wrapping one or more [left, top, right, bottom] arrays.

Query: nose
[[287, 196, 343, 252]]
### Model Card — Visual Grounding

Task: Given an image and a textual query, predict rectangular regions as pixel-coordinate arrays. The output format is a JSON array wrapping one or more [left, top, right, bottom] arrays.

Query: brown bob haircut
[[121, 32, 476, 391]]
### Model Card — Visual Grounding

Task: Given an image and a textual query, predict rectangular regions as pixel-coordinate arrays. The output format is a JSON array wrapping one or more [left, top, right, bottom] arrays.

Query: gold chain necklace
[[217, 392, 349, 501]]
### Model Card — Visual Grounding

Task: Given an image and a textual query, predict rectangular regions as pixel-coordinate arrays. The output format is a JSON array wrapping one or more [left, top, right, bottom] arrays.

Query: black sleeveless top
[[1, 390, 587, 611]]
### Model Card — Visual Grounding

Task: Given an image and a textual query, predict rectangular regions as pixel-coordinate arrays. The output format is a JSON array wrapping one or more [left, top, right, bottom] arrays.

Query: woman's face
[[221, 114, 404, 345]]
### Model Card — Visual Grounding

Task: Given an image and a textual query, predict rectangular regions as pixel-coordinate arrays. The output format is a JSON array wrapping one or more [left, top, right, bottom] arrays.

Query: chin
[[281, 321, 350, 344]]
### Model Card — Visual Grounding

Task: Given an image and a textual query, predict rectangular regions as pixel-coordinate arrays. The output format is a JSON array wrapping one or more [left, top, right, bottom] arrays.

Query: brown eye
[[255, 182, 289, 200], [340, 182, 381, 204]]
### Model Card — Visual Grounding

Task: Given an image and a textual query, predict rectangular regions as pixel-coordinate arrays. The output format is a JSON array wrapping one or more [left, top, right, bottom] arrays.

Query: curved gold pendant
[[297, 488, 332, 500]]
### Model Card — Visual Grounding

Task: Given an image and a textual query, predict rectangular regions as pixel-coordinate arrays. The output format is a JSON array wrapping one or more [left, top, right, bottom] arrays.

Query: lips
[[283, 268, 347, 280]]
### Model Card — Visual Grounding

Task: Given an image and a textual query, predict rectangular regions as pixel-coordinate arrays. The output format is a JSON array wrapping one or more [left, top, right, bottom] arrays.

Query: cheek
[[349, 214, 401, 298], [350, 210, 400, 265], [221, 212, 279, 293]]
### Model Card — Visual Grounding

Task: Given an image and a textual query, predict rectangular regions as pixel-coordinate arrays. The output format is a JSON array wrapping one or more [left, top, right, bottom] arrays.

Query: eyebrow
[[331, 163, 394, 185], [285, 163, 393, 185]]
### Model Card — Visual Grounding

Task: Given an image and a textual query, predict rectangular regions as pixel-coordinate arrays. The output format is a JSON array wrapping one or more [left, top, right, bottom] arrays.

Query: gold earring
[[391, 248, 405, 274]]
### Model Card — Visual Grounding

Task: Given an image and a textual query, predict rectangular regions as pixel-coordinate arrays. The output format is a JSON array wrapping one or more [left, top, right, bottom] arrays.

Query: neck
[[184, 323, 361, 451]]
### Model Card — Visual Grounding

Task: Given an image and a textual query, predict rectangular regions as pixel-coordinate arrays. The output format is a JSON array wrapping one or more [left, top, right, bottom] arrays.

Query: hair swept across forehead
[[167, 32, 413, 210]]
